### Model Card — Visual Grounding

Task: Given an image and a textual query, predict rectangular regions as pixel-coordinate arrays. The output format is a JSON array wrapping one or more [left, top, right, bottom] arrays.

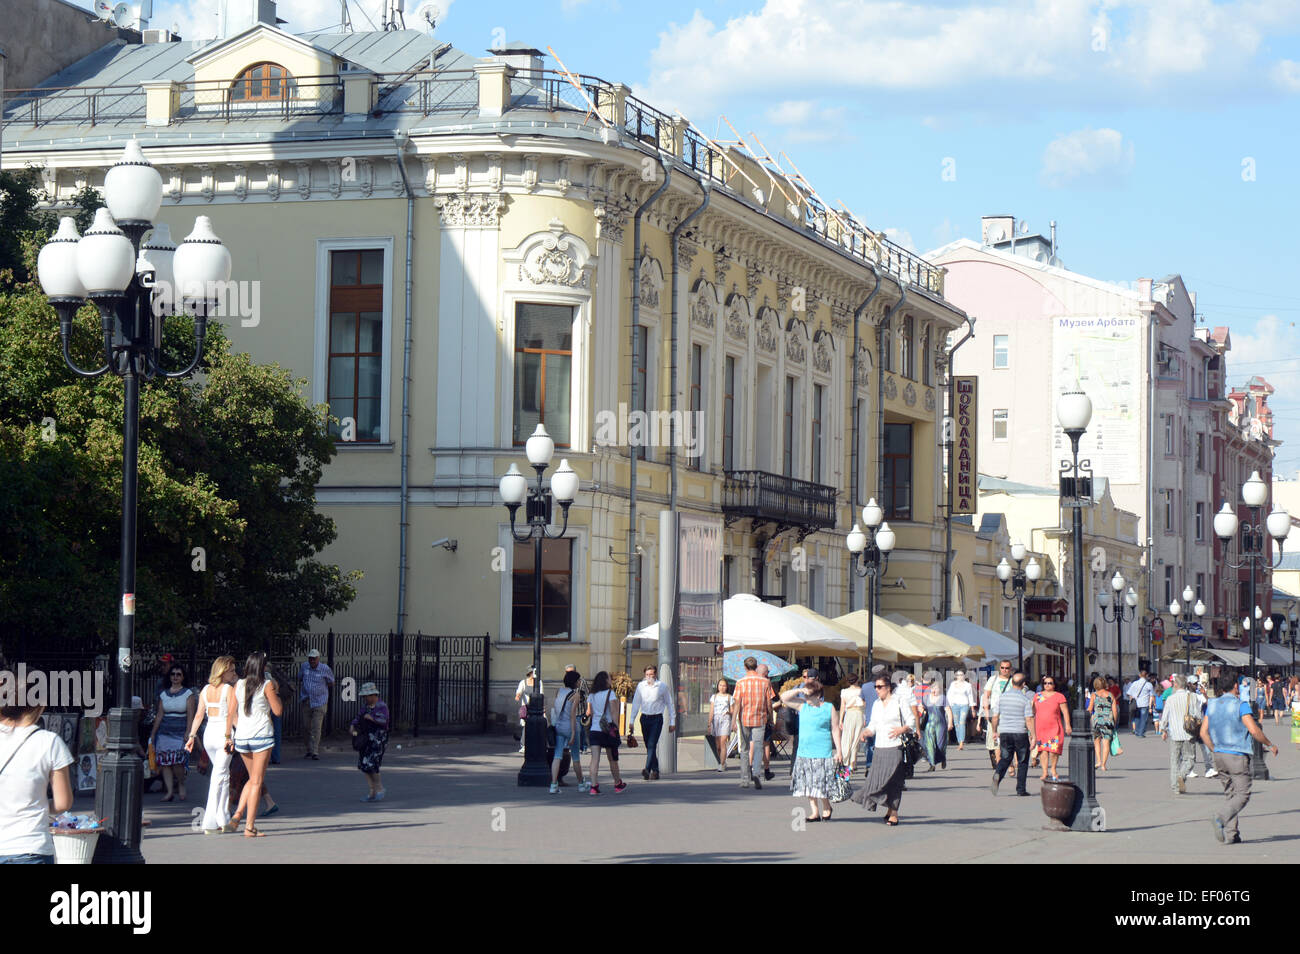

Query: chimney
[[489, 44, 544, 84], [1138, 278, 1152, 301], [220, 0, 284, 37]]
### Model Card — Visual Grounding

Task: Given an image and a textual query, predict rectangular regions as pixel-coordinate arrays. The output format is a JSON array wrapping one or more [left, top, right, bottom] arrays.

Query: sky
[[83, 0, 1300, 474]]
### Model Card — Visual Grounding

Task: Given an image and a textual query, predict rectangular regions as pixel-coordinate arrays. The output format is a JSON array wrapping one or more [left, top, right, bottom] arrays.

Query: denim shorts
[[0, 852, 55, 864], [553, 730, 581, 759]]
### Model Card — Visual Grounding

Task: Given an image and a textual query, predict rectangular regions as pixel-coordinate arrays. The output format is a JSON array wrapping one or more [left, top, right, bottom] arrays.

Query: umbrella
[[833, 610, 935, 662], [723, 649, 798, 682], [884, 613, 982, 660], [930, 616, 1019, 660], [782, 605, 900, 662], [625, 594, 858, 655]]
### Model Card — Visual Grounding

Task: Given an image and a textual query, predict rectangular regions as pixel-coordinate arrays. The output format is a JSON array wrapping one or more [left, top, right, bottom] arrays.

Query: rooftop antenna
[[340, 0, 353, 32]]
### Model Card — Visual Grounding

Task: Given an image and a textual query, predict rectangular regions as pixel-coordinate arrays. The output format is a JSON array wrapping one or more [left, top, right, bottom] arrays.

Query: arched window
[[231, 62, 293, 101]]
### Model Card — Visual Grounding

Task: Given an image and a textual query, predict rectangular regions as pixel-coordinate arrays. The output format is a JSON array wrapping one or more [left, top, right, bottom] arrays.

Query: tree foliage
[[0, 178, 358, 651]]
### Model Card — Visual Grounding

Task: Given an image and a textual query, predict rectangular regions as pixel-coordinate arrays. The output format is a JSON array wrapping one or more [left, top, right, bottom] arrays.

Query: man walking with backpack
[[1159, 674, 1202, 794], [1127, 669, 1155, 738]]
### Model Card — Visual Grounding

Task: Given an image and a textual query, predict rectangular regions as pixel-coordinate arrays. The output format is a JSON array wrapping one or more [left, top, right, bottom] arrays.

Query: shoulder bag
[[1183, 690, 1204, 737], [598, 692, 618, 736], [897, 696, 924, 767]]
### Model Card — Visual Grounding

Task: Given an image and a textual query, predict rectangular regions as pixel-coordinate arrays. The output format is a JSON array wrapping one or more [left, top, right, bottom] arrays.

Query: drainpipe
[[848, 266, 882, 610], [1146, 306, 1159, 668], [625, 152, 672, 671], [393, 135, 415, 638], [874, 279, 906, 628], [941, 315, 975, 621]]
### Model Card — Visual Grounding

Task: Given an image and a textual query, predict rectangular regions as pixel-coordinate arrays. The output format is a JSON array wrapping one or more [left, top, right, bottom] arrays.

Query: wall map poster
[[953, 376, 977, 515], [1051, 316, 1141, 485]]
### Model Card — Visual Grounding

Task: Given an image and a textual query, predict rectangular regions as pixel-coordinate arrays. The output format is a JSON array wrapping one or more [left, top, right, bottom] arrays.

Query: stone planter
[[1040, 779, 1077, 831]]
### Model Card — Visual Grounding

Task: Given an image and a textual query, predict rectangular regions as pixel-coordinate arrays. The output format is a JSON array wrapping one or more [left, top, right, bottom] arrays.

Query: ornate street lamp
[[1212, 472, 1290, 780], [1098, 571, 1138, 717], [37, 140, 229, 864], [846, 498, 896, 672], [997, 542, 1041, 671], [1168, 585, 1206, 676], [1056, 389, 1103, 831], [499, 424, 578, 786]]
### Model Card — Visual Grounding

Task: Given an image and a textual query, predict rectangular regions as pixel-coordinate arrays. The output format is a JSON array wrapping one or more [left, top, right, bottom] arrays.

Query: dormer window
[[231, 62, 293, 101]]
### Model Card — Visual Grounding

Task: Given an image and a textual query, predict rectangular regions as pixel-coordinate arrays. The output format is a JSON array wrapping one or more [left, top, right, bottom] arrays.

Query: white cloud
[[642, 0, 1300, 116], [763, 100, 849, 143], [883, 227, 915, 251], [1274, 59, 1300, 92], [1224, 314, 1300, 384], [1040, 128, 1134, 188]]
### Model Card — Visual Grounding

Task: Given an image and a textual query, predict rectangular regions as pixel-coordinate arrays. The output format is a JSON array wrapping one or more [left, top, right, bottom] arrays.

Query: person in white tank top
[[185, 656, 238, 834], [227, 652, 282, 838]]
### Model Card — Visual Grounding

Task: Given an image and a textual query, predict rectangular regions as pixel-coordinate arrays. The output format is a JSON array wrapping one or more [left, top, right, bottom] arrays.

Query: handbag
[[896, 697, 924, 766], [829, 762, 853, 803], [1109, 731, 1122, 756], [1182, 690, 1204, 737], [598, 692, 618, 735]]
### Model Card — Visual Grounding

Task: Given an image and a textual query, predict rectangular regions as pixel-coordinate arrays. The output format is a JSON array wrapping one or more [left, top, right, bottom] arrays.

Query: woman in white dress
[[185, 655, 237, 834], [838, 673, 867, 773], [228, 652, 282, 837], [708, 679, 736, 771]]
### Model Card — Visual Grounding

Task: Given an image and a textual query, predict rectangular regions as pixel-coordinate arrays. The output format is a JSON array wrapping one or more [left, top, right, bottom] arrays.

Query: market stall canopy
[[929, 616, 1024, 662], [884, 613, 984, 661], [625, 593, 858, 655], [1254, 644, 1291, 667], [1158, 647, 1252, 668], [781, 605, 900, 662], [833, 610, 936, 662]]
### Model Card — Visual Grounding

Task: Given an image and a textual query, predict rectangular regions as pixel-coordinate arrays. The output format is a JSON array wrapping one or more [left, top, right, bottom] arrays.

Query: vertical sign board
[[953, 376, 978, 515], [677, 513, 723, 735]]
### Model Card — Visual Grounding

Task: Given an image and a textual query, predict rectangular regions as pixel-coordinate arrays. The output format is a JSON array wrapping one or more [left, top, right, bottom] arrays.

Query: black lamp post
[[1212, 471, 1290, 780], [36, 140, 230, 864], [1098, 571, 1138, 715], [1289, 606, 1298, 677], [846, 498, 896, 673], [499, 425, 579, 786], [1168, 585, 1206, 675], [997, 543, 1041, 672], [1056, 390, 1103, 831]]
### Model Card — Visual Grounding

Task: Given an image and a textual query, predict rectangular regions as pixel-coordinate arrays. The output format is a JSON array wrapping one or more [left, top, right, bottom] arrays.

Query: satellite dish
[[112, 2, 132, 26], [1019, 220, 1030, 234], [413, 0, 440, 28], [987, 225, 1006, 243], [94, 0, 113, 18]]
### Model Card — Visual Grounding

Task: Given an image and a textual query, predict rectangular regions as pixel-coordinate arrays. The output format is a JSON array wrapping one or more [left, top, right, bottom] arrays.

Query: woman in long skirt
[[781, 675, 841, 822], [921, 677, 951, 770], [838, 674, 866, 773], [852, 675, 916, 826], [351, 682, 390, 802], [184, 656, 237, 834]]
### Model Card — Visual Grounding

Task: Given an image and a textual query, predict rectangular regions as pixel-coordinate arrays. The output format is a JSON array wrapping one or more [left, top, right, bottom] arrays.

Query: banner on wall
[[952, 376, 978, 515]]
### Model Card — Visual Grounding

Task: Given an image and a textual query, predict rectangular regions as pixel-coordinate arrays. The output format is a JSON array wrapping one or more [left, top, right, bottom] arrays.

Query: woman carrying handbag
[[852, 676, 917, 826]]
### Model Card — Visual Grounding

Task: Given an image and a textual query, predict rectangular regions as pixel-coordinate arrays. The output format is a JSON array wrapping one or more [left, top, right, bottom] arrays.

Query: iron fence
[[722, 469, 838, 530]]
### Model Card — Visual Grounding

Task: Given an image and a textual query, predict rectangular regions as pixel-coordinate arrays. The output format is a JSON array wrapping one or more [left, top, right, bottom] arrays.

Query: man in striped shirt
[[1159, 674, 1203, 794], [734, 657, 775, 789]]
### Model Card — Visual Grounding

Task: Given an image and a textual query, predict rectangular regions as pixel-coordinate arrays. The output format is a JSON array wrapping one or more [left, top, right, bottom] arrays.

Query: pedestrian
[[564, 664, 592, 755], [1159, 674, 1202, 795], [980, 660, 1016, 770], [228, 651, 283, 837], [781, 674, 842, 822], [266, 662, 285, 766], [756, 663, 777, 781], [1201, 672, 1278, 844], [851, 674, 915, 825], [921, 676, 951, 770], [946, 670, 976, 750], [183, 655, 237, 834], [585, 671, 626, 794], [733, 657, 775, 790], [1195, 676, 1219, 777], [1127, 669, 1155, 737], [549, 670, 588, 794], [514, 666, 540, 754], [990, 671, 1035, 796], [149, 661, 196, 802], [1266, 674, 1283, 726], [1033, 675, 1071, 782], [780, 670, 814, 777], [350, 682, 389, 802], [298, 649, 334, 760], [1089, 676, 1118, 770], [0, 677, 75, 864], [707, 678, 736, 771], [627, 665, 675, 781], [838, 673, 867, 773], [1290, 677, 1300, 747]]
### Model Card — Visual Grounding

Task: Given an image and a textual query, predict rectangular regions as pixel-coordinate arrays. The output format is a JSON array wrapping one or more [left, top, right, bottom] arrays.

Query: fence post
[[413, 632, 423, 737], [432, 637, 441, 728], [326, 629, 335, 738], [481, 631, 490, 734], [387, 631, 402, 734]]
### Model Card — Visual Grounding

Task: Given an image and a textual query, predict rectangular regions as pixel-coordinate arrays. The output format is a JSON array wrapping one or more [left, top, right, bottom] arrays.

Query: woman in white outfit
[[229, 651, 282, 837], [185, 655, 237, 834], [839, 673, 867, 773], [946, 671, 976, 750]]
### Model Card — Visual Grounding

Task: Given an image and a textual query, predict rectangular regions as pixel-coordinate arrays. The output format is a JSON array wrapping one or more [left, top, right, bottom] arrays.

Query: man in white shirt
[[1159, 674, 1203, 794], [1128, 669, 1156, 738], [628, 665, 675, 780], [980, 660, 1016, 769]]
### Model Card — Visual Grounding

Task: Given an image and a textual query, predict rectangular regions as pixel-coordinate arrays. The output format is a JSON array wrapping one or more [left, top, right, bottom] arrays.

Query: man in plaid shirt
[[734, 656, 775, 789]]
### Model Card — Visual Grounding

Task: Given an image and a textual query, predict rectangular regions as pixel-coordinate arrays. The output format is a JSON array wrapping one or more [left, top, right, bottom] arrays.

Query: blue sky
[[91, 0, 1300, 473]]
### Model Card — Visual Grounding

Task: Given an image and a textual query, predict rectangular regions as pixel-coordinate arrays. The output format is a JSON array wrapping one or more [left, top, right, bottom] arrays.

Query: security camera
[[431, 537, 458, 552], [896, 577, 906, 590]]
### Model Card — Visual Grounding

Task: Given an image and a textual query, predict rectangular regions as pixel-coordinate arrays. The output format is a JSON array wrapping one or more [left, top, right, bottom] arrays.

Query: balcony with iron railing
[[722, 470, 838, 532]]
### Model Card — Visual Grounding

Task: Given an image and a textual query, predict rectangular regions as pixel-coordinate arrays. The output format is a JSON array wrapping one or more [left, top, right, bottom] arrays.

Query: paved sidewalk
[[130, 731, 1300, 863]]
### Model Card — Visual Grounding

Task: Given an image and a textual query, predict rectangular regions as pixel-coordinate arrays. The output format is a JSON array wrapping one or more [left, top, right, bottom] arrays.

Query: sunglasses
[[170, 672, 183, 677], [874, 684, 889, 690]]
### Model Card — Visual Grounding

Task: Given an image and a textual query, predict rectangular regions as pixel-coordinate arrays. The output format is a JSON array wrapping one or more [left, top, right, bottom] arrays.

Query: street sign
[[1183, 621, 1204, 644]]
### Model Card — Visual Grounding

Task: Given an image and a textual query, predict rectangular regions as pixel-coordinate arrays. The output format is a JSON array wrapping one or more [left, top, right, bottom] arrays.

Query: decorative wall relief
[[903, 382, 917, 407], [507, 219, 594, 289], [884, 376, 898, 401], [756, 308, 779, 354], [638, 250, 664, 309], [924, 389, 936, 412], [435, 193, 507, 227]]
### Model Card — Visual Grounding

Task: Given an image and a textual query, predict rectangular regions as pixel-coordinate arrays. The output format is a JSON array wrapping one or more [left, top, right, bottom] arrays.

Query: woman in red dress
[[1033, 676, 1072, 782]]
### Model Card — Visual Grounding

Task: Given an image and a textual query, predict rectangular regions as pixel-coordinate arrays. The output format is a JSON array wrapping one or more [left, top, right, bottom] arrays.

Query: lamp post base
[[91, 707, 145, 864], [1066, 723, 1104, 832], [518, 695, 551, 787], [1251, 733, 1270, 781]]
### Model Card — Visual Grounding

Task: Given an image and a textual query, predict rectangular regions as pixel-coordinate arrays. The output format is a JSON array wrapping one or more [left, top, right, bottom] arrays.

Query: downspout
[[669, 177, 711, 511], [849, 266, 882, 611], [878, 280, 908, 503], [1146, 307, 1158, 668], [393, 135, 415, 637], [626, 153, 672, 671], [941, 315, 975, 621]]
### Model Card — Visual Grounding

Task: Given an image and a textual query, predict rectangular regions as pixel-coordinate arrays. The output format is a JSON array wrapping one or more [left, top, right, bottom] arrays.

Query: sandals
[[221, 819, 239, 833], [244, 827, 267, 838], [886, 817, 900, 826], [820, 809, 833, 821]]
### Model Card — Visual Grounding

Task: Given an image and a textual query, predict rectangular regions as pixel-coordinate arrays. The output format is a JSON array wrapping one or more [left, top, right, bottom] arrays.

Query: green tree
[[0, 197, 359, 652]]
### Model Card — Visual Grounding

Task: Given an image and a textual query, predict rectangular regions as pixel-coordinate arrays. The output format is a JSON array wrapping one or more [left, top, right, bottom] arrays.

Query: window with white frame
[[1195, 501, 1204, 541], [632, 324, 649, 461], [900, 315, 915, 379], [993, 409, 1009, 441], [514, 303, 574, 447], [880, 322, 893, 373], [921, 325, 932, 386], [689, 343, 704, 470], [811, 383, 825, 484], [993, 334, 1009, 369], [1002, 605, 1012, 634], [1164, 489, 1174, 532], [981, 603, 990, 629], [783, 375, 799, 478], [1164, 415, 1174, 455], [723, 355, 737, 472], [1164, 566, 1174, 607]]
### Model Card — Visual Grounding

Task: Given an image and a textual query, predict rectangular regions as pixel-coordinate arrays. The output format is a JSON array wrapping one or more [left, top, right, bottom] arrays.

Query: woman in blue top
[[780, 675, 842, 822]]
